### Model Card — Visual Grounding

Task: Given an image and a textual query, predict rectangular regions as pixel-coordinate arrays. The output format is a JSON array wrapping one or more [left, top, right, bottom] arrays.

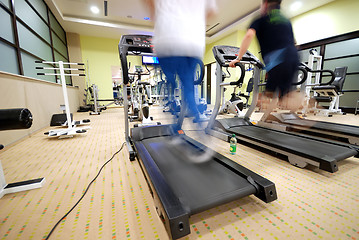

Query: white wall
[[292, 0, 359, 45], [0, 71, 80, 146]]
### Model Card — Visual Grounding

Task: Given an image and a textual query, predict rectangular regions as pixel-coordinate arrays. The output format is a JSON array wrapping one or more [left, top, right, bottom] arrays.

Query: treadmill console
[[212, 45, 264, 68], [119, 35, 155, 84], [119, 35, 154, 53]]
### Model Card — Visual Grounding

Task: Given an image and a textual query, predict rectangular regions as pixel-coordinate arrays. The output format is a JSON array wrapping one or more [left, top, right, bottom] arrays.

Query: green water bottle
[[230, 134, 237, 155]]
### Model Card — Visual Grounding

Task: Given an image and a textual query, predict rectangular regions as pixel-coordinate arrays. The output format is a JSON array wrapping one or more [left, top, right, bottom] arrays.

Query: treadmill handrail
[[207, 46, 262, 130], [299, 62, 335, 86], [295, 66, 308, 85], [222, 62, 246, 86]]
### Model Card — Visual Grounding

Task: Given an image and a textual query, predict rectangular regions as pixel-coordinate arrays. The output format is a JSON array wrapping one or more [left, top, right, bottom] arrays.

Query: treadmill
[[206, 45, 358, 173], [119, 35, 277, 240], [261, 64, 359, 146], [264, 111, 359, 146]]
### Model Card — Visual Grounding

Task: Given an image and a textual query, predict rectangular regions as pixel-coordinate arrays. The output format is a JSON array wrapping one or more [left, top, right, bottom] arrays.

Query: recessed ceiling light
[[290, 1, 302, 12], [90, 6, 100, 14]]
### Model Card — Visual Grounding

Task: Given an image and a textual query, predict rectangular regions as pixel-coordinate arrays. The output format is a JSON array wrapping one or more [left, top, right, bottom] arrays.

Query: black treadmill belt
[[229, 126, 356, 161], [142, 136, 257, 215], [285, 119, 359, 137]]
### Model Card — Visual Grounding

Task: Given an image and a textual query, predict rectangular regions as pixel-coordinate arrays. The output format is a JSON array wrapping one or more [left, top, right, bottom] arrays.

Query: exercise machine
[[312, 66, 348, 116], [36, 60, 91, 138], [218, 66, 245, 117], [128, 65, 157, 126], [150, 68, 168, 106], [240, 77, 254, 108], [206, 45, 358, 173], [161, 78, 181, 115], [195, 87, 211, 117], [299, 49, 345, 117], [0, 108, 45, 198], [119, 35, 277, 239], [89, 84, 123, 115], [163, 64, 210, 121]]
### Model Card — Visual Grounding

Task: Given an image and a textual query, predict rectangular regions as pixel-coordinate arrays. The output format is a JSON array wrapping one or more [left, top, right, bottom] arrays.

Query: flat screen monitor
[[142, 55, 159, 65]]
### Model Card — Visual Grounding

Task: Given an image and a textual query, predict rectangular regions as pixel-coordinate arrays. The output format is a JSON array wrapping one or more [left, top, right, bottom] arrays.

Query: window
[[0, 41, 19, 74], [14, 0, 50, 43], [21, 52, 56, 82], [298, 31, 359, 108], [0, 0, 10, 8], [0, 7, 14, 43], [0, 0, 71, 84]]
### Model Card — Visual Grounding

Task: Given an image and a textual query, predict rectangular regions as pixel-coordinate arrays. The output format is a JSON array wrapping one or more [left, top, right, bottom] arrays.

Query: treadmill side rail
[[134, 142, 190, 239], [126, 136, 136, 161], [320, 156, 339, 172]]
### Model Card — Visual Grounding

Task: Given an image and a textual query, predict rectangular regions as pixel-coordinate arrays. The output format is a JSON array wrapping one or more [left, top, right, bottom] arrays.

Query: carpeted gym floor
[[0, 107, 358, 240]]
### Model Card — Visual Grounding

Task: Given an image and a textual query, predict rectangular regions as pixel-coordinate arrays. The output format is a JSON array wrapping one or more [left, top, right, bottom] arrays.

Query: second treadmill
[[264, 112, 359, 145], [206, 45, 358, 173]]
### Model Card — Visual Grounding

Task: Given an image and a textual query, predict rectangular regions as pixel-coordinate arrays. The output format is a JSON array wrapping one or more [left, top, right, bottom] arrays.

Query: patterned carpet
[[0, 107, 358, 240]]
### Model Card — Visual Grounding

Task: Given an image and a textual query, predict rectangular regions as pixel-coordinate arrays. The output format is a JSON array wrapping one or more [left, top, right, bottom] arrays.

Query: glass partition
[[325, 38, 359, 59], [28, 0, 47, 20], [17, 21, 52, 60], [52, 31, 68, 58], [0, 7, 14, 43], [21, 51, 56, 82], [323, 56, 359, 73], [14, 0, 50, 43], [0, 41, 19, 74], [0, 0, 10, 8], [50, 12, 66, 43], [0, 0, 70, 83]]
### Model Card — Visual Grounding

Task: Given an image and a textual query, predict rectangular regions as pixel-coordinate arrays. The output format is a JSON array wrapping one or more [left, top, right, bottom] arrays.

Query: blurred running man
[[229, 0, 302, 120], [144, 0, 217, 163], [145, 0, 217, 123]]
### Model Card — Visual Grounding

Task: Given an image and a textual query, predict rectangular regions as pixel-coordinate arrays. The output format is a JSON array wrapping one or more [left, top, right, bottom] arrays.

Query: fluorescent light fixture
[[90, 6, 100, 14], [290, 1, 302, 12]]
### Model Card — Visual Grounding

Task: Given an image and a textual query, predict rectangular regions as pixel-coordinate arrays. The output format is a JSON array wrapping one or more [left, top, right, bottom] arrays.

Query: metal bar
[[206, 62, 222, 130], [123, 81, 130, 140], [59, 61, 73, 129], [35, 60, 84, 65], [10, 0, 23, 75], [36, 67, 85, 71], [244, 65, 260, 120], [37, 73, 85, 76]]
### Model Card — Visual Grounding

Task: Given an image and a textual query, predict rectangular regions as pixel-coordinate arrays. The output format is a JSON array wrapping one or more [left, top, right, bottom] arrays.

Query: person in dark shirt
[[229, 0, 302, 119]]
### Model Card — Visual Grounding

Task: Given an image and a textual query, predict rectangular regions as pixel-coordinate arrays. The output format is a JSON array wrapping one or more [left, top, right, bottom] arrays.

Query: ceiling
[[44, 0, 335, 42]]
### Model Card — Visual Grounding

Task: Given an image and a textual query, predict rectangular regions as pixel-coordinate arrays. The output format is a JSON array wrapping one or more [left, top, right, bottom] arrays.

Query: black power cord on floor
[[44, 142, 126, 240]]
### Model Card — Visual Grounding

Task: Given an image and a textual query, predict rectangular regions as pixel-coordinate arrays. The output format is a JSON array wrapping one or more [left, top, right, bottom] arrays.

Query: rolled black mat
[[0, 108, 33, 131]]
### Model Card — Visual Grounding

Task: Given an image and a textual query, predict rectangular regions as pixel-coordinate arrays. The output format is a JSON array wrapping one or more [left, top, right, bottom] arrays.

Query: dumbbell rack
[[36, 61, 91, 138]]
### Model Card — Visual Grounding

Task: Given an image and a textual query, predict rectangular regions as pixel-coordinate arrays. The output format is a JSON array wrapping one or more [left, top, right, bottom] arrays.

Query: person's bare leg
[[280, 91, 304, 112], [260, 91, 279, 122]]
